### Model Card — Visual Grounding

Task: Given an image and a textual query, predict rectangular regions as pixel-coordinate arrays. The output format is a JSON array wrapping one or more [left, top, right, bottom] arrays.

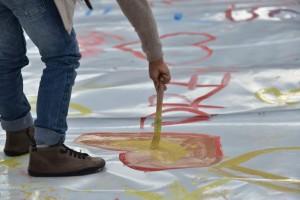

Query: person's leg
[[6, 0, 80, 145], [0, 1, 34, 156], [2, 0, 105, 176]]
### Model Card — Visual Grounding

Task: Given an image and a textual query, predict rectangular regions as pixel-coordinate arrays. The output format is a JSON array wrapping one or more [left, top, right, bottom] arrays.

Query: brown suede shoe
[[4, 127, 34, 156], [28, 144, 106, 177]]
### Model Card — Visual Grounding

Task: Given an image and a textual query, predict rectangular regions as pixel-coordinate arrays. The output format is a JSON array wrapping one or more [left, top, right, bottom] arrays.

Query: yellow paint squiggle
[[255, 87, 300, 105]]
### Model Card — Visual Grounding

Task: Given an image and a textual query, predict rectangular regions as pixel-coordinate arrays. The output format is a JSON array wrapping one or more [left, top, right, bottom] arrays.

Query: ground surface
[[1, 0, 300, 199]]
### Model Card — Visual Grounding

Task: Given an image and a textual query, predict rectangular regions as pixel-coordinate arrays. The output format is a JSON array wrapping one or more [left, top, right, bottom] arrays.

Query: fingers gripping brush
[[151, 83, 164, 149]]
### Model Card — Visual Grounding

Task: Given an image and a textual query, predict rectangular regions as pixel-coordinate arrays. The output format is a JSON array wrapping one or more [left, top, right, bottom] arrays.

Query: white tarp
[[1, 0, 300, 199]]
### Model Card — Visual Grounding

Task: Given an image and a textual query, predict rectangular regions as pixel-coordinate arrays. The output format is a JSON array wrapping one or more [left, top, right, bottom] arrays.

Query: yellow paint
[[110, 139, 188, 163], [151, 111, 162, 149], [20, 184, 59, 200], [255, 87, 300, 105], [127, 190, 164, 200], [69, 103, 92, 116], [228, 165, 291, 180], [210, 167, 300, 193], [169, 182, 190, 200], [44, 196, 57, 200], [29, 96, 92, 116], [151, 84, 164, 149], [0, 158, 21, 168], [209, 146, 300, 194], [217, 146, 300, 167], [127, 180, 230, 200]]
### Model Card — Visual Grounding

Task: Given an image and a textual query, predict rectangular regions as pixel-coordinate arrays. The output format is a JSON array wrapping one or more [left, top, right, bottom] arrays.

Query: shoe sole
[[4, 150, 29, 157], [28, 166, 105, 177]]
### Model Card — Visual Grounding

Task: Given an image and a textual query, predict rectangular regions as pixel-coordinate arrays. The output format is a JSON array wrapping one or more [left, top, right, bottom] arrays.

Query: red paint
[[268, 8, 300, 17], [225, 5, 300, 22], [78, 31, 124, 57], [225, 4, 259, 22], [170, 68, 233, 90], [141, 70, 231, 128], [75, 132, 223, 172], [114, 32, 216, 66]]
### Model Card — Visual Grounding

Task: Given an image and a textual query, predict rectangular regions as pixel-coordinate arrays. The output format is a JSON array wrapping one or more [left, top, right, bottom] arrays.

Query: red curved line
[[221, 72, 231, 85], [191, 72, 231, 106], [269, 8, 300, 17], [225, 4, 235, 22], [249, 7, 259, 21], [170, 82, 221, 88], [162, 115, 210, 126], [188, 74, 198, 90], [225, 4, 259, 22], [159, 103, 224, 109], [140, 107, 210, 128], [114, 32, 216, 66], [97, 32, 125, 41], [148, 93, 192, 106]]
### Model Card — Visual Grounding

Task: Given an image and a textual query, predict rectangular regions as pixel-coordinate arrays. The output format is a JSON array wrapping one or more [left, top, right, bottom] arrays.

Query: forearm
[[116, 0, 163, 62]]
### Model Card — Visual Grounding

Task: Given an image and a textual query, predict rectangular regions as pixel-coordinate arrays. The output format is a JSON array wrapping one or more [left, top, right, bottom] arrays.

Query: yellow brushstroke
[[29, 96, 92, 116], [127, 190, 164, 200], [111, 139, 188, 163], [151, 84, 164, 149], [127, 179, 230, 200], [228, 165, 292, 181], [151, 110, 162, 149], [184, 179, 230, 200], [69, 103, 92, 116], [217, 146, 300, 167], [210, 167, 300, 193], [129, 146, 300, 200], [207, 146, 300, 193], [0, 158, 21, 168], [44, 196, 57, 200], [255, 87, 300, 105], [169, 182, 189, 200]]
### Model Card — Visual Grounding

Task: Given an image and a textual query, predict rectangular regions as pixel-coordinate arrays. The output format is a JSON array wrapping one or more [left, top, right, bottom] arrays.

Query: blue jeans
[[0, 0, 81, 145]]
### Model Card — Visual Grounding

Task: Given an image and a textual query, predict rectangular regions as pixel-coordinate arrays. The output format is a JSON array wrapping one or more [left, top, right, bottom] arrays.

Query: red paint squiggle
[[268, 8, 300, 17], [78, 31, 124, 57], [114, 32, 216, 66], [140, 70, 231, 128], [225, 4, 259, 22]]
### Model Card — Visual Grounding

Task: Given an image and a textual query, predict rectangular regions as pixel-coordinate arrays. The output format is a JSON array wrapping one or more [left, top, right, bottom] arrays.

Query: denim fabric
[[0, 0, 81, 145]]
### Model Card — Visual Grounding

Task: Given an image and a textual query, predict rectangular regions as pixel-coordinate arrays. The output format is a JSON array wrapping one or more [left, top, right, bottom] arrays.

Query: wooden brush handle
[[151, 84, 164, 149]]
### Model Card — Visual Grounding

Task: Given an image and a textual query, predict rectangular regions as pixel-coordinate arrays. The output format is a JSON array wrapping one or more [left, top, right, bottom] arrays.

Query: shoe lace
[[60, 144, 89, 159]]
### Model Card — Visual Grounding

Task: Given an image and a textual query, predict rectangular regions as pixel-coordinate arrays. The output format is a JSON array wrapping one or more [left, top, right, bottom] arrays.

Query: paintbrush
[[151, 83, 164, 149]]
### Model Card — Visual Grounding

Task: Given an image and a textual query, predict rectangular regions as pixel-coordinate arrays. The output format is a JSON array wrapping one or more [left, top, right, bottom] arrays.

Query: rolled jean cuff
[[35, 127, 65, 145], [1, 112, 33, 132]]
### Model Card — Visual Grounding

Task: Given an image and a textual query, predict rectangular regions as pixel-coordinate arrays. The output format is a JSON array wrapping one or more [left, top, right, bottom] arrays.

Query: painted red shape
[[114, 32, 216, 66], [225, 4, 259, 22], [268, 8, 300, 17], [74, 132, 223, 172], [78, 31, 124, 57], [141, 70, 231, 128]]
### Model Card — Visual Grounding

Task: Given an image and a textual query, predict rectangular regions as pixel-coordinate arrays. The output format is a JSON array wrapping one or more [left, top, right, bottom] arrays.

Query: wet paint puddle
[[75, 132, 223, 171]]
